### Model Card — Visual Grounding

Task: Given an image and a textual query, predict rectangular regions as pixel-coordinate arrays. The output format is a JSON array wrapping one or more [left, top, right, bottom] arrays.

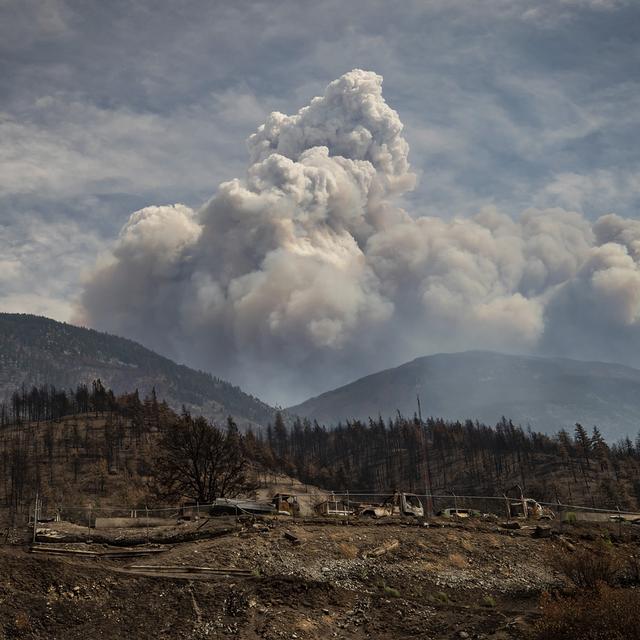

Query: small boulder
[[533, 525, 552, 538]]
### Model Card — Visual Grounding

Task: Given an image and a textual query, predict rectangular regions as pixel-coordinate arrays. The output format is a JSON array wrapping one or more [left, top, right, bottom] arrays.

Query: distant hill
[[288, 351, 640, 441], [0, 313, 276, 428]]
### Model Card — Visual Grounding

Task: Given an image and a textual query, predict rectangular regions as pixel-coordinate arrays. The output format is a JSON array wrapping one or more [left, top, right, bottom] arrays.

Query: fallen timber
[[29, 544, 168, 559], [34, 525, 238, 546], [117, 564, 255, 580], [127, 564, 253, 575]]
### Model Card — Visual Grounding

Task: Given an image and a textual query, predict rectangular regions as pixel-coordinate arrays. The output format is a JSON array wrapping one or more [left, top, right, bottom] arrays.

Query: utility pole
[[32, 491, 39, 545], [417, 394, 434, 517]]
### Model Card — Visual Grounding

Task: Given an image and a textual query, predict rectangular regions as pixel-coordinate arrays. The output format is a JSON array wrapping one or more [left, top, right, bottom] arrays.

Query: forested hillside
[[3, 380, 639, 525], [0, 313, 276, 428], [0, 381, 253, 523], [289, 351, 640, 441], [252, 414, 640, 511]]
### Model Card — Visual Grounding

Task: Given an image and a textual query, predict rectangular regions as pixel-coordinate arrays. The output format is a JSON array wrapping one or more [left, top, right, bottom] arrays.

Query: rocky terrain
[[1, 515, 637, 639]]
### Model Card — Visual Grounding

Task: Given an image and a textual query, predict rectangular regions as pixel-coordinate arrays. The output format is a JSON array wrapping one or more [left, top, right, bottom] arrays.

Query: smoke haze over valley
[[289, 350, 640, 441], [76, 71, 640, 406]]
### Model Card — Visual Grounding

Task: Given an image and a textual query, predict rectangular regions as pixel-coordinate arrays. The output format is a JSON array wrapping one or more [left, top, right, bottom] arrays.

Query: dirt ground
[[0, 516, 638, 639]]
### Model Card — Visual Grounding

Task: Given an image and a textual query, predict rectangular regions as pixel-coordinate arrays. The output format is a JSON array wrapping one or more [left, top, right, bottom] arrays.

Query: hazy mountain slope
[[289, 351, 640, 440], [0, 313, 276, 428]]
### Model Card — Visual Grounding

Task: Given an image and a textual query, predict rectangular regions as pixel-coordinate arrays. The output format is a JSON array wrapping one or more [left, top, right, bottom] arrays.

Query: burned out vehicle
[[507, 497, 555, 520], [315, 498, 355, 517], [209, 498, 277, 516], [357, 492, 424, 518], [272, 493, 301, 517], [210, 494, 301, 517], [438, 508, 482, 519], [503, 485, 555, 520]]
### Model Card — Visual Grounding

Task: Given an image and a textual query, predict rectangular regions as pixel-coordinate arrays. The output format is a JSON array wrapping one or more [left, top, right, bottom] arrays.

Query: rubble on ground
[[0, 516, 638, 639]]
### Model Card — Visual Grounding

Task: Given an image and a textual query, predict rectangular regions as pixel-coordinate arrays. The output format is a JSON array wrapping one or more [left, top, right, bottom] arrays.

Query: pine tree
[[574, 423, 592, 467], [591, 426, 610, 472], [273, 411, 288, 461]]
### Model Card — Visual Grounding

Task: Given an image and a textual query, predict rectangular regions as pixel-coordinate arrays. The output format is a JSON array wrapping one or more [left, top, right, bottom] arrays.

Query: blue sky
[[1, 1, 639, 401]]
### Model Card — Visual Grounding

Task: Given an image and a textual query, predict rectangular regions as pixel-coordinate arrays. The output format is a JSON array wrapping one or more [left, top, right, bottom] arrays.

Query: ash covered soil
[[0, 518, 635, 639]]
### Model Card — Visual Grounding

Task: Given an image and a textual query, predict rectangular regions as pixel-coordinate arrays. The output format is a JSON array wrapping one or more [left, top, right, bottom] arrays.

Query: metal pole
[[617, 505, 622, 539], [416, 394, 433, 517], [517, 484, 527, 519], [557, 498, 563, 532], [32, 491, 39, 544]]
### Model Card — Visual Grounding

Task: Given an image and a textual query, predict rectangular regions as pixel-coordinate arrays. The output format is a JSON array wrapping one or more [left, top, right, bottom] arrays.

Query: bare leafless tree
[[153, 413, 253, 503]]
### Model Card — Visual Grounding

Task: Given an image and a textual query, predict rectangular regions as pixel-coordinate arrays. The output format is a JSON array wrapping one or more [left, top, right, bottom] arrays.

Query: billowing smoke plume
[[78, 70, 640, 404]]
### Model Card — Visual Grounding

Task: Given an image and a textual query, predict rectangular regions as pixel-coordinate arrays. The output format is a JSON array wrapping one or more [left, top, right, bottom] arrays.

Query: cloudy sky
[[2, 0, 639, 404]]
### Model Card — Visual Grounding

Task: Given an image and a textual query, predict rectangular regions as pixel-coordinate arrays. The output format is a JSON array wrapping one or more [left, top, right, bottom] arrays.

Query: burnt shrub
[[535, 585, 640, 640], [555, 544, 622, 589], [621, 553, 640, 586]]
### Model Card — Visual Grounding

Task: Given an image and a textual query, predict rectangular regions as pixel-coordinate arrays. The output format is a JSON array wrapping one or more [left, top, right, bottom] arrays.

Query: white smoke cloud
[[78, 70, 640, 404]]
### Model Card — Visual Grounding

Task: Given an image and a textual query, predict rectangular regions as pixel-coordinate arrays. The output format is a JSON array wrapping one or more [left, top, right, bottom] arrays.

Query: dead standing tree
[[153, 413, 254, 504]]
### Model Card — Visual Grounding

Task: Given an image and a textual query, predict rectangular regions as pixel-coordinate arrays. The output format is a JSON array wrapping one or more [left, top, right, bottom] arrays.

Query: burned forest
[[1, 381, 640, 638], [2, 381, 640, 524]]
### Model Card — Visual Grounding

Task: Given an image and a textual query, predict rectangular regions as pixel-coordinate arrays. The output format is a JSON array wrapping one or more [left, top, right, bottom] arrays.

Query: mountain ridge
[[288, 350, 640, 441], [0, 313, 276, 428]]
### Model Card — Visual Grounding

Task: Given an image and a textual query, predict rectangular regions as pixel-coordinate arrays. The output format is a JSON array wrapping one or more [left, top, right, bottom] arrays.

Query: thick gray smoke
[[78, 70, 640, 404]]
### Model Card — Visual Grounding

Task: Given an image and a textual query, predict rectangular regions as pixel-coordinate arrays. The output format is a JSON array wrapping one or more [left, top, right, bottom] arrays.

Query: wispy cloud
[[0, 215, 103, 320]]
